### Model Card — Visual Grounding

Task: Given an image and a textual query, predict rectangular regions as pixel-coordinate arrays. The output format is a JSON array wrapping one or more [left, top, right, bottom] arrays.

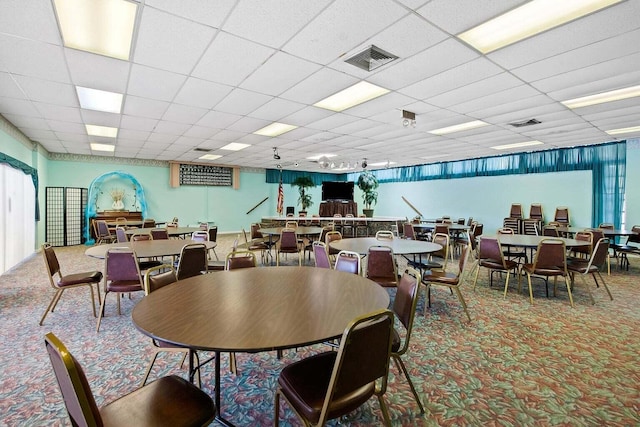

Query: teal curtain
[[0, 152, 40, 221], [345, 141, 626, 228]]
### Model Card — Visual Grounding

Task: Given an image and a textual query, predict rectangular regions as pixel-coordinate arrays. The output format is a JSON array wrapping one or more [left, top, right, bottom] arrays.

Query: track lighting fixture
[[273, 147, 281, 160], [361, 158, 368, 168]]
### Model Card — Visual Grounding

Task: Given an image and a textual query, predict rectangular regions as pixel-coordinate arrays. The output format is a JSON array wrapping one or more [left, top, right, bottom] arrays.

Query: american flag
[[276, 176, 284, 216]]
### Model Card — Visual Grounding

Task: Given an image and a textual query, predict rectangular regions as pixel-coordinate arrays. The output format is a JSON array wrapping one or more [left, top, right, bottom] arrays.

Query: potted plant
[[357, 171, 378, 217], [291, 176, 315, 214]]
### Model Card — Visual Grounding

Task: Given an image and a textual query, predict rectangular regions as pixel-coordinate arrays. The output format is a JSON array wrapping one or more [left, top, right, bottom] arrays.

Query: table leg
[[188, 349, 196, 383], [214, 351, 235, 427]]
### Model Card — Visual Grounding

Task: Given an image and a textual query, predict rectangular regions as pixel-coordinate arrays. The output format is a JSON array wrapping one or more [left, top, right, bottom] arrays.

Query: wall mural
[[85, 171, 148, 244]]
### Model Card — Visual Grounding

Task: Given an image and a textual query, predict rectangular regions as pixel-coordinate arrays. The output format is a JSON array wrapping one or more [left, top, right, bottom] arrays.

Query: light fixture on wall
[[402, 110, 416, 127], [273, 147, 281, 160]]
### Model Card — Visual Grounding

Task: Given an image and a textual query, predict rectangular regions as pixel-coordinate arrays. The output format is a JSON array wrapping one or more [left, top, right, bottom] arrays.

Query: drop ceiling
[[1, 0, 639, 173]]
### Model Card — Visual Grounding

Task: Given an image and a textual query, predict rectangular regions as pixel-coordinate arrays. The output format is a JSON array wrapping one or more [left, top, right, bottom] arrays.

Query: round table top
[[555, 226, 637, 237], [413, 223, 470, 232], [258, 226, 324, 236], [329, 237, 442, 255], [125, 226, 201, 237], [132, 266, 390, 352], [494, 234, 588, 248], [105, 220, 145, 227], [85, 239, 216, 259]]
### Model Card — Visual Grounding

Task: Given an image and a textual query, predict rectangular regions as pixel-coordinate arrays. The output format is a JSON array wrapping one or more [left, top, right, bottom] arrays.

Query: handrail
[[401, 196, 424, 218], [246, 197, 268, 215]]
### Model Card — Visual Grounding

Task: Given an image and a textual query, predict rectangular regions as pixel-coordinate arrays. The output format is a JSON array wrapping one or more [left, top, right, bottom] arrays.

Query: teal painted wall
[[624, 139, 640, 227], [0, 129, 32, 164]]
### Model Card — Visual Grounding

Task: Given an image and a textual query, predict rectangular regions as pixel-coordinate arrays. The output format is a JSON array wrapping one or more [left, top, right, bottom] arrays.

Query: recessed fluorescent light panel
[[313, 81, 390, 112], [199, 154, 222, 161], [562, 85, 640, 109], [429, 120, 489, 135], [54, 0, 138, 60], [606, 125, 640, 135], [90, 143, 115, 152], [253, 123, 298, 137], [491, 140, 544, 150], [458, 0, 623, 54], [306, 154, 337, 160], [220, 143, 250, 151], [76, 86, 123, 113], [369, 161, 397, 167], [86, 124, 118, 138]]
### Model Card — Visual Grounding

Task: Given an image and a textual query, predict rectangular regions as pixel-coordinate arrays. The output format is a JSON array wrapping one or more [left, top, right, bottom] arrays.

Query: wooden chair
[[96, 247, 144, 332], [39, 243, 102, 326], [45, 332, 215, 426], [274, 309, 394, 427]]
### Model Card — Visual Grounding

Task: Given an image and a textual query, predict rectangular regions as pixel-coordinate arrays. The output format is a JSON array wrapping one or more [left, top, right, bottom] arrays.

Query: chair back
[[542, 225, 559, 237], [473, 223, 483, 237], [573, 231, 593, 255], [150, 228, 169, 240], [142, 218, 156, 228], [403, 223, 416, 239], [279, 228, 299, 251], [589, 238, 610, 270], [321, 309, 394, 422], [285, 221, 298, 229], [431, 232, 450, 269], [313, 241, 331, 269], [366, 245, 398, 286], [598, 223, 614, 230], [198, 222, 208, 231], [191, 230, 209, 242], [115, 217, 127, 227], [433, 223, 449, 235], [325, 230, 342, 255], [42, 243, 61, 283], [167, 222, 178, 228], [478, 237, 503, 263], [176, 243, 207, 280], [375, 230, 394, 240], [143, 265, 177, 295], [131, 233, 151, 241], [554, 207, 570, 224], [497, 227, 514, 235], [250, 223, 263, 240], [629, 225, 640, 244], [391, 268, 421, 355], [115, 226, 128, 242], [529, 203, 543, 220], [105, 247, 142, 282], [225, 250, 257, 270], [532, 239, 566, 270], [45, 333, 101, 426], [96, 220, 111, 238], [586, 228, 605, 243], [334, 250, 361, 275], [509, 203, 523, 219], [208, 226, 218, 242]]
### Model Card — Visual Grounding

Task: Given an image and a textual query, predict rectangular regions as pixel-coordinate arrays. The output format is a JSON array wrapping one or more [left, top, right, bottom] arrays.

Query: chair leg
[[503, 269, 511, 299], [453, 287, 471, 322], [564, 276, 574, 307], [392, 355, 425, 413], [88, 285, 97, 318], [596, 271, 613, 300], [39, 290, 63, 326], [577, 274, 595, 305], [96, 291, 109, 332], [141, 351, 160, 386], [527, 274, 534, 304], [376, 394, 392, 427], [472, 264, 481, 291]]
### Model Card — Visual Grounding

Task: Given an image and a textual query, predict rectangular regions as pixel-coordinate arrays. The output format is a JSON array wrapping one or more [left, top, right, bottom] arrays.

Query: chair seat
[[58, 271, 103, 287], [423, 270, 458, 285], [100, 375, 215, 427], [207, 260, 225, 271], [522, 264, 564, 276], [138, 260, 164, 271], [566, 260, 598, 274], [106, 280, 143, 293], [278, 352, 375, 425], [480, 258, 519, 270], [368, 275, 398, 287]]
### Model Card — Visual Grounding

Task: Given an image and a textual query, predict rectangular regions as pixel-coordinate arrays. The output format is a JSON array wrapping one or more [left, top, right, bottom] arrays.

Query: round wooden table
[[258, 226, 324, 239], [84, 239, 216, 259], [329, 237, 441, 255], [125, 226, 201, 238], [496, 235, 588, 248], [131, 266, 389, 426]]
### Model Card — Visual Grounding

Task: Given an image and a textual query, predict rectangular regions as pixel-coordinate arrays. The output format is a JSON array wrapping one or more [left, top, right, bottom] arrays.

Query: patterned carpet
[[0, 234, 639, 426]]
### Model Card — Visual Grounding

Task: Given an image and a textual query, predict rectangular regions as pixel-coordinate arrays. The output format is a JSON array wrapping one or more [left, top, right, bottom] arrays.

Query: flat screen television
[[322, 181, 354, 201]]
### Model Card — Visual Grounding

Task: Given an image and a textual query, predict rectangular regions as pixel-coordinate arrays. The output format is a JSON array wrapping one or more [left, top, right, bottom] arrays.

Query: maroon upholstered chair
[[130, 234, 164, 271], [96, 247, 144, 332], [423, 246, 472, 322], [94, 220, 116, 244], [40, 243, 102, 326], [366, 245, 398, 287], [225, 250, 257, 270], [403, 223, 416, 240], [141, 265, 201, 387], [274, 309, 394, 426], [334, 250, 361, 275], [45, 332, 215, 427], [176, 243, 207, 280], [115, 226, 128, 243], [390, 268, 424, 413], [313, 241, 331, 269], [567, 238, 613, 302], [522, 238, 572, 306], [472, 237, 520, 296], [276, 228, 302, 266], [325, 230, 342, 259]]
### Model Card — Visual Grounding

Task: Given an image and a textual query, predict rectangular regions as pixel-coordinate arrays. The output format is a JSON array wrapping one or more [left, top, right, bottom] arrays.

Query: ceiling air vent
[[345, 45, 398, 72], [194, 148, 212, 152], [509, 118, 541, 128]]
